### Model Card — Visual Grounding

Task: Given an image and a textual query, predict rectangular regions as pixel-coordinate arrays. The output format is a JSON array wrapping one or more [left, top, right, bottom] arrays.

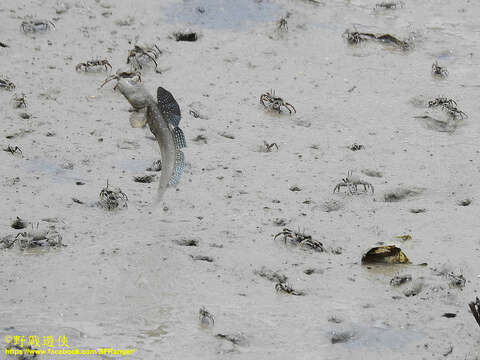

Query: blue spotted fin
[[157, 86, 181, 127], [169, 150, 185, 185], [173, 126, 186, 149]]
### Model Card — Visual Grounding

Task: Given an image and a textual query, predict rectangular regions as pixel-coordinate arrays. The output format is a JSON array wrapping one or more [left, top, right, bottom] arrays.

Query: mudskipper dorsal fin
[[169, 150, 185, 185], [157, 86, 181, 127]]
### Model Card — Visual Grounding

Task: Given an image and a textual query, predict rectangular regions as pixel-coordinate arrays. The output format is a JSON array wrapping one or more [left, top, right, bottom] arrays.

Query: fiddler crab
[[11, 93, 27, 108], [98, 180, 128, 210], [431, 61, 448, 78], [20, 19, 55, 33], [428, 97, 456, 108], [76, 59, 112, 72], [15, 224, 63, 249], [275, 281, 305, 296], [3, 145, 22, 156], [333, 170, 374, 195], [342, 29, 374, 44], [349, 143, 364, 151], [126, 43, 162, 72], [374, 1, 404, 10], [263, 141, 279, 152], [277, 17, 288, 32], [260, 90, 296, 114], [199, 307, 215, 327], [274, 228, 325, 252], [428, 97, 467, 120], [0, 77, 15, 91]]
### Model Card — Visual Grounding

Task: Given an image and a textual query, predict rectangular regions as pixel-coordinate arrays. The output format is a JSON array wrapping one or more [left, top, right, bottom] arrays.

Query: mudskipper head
[[115, 78, 150, 110]]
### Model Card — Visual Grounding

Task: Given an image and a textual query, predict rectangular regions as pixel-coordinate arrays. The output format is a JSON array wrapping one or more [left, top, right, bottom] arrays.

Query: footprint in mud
[[191, 255, 214, 262], [383, 187, 424, 202], [254, 266, 288, 283], [331, 330, 356, 344], [361, 169, 383, 178], [320, 198, 345, 212], [329, 324, 422, 349], [403, 280, 424, 297], [414, 114, 459, 133], [174, 238, 199, 246]]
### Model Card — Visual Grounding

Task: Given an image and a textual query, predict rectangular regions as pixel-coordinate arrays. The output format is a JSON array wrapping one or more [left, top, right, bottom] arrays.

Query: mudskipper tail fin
[[169, 150, 185, 185], [173, 126, 187, 149], [169, 126, 186, 185]]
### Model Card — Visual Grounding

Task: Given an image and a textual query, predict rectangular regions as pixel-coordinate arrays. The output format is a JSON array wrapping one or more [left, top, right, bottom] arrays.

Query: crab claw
[[99, 74, 119, 89]]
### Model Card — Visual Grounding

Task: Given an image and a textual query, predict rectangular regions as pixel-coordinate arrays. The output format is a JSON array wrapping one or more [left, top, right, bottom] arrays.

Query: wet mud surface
[[1, 0, 480, 359]]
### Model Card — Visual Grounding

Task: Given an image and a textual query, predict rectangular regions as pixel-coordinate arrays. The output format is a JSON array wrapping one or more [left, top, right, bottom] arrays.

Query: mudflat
[[1, 0, 480, 359]]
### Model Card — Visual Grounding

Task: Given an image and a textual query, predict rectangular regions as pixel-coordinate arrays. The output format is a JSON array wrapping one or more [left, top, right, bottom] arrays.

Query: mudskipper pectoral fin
[[157, 86, 181, 127], [129, 110, 148, 128], [169, 150, 185, 185]]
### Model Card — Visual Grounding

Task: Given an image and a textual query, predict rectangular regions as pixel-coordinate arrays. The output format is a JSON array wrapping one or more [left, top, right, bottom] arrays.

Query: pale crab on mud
[[15, 225, 63, 249], [199, 307, 215, 327], [76, 59, 112, 72], [274, 228, 325, 252], [126, 43, 162, 72], [428, 97, 467, 120], [333, 170, 374, 194], [20, 19, 55, 33]]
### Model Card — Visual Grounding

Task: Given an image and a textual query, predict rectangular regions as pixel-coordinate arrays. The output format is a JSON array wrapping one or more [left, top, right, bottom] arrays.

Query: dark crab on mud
[[98, 181, 128, 210], [277, 17, 288, 32], [76, 59, 112, 72], [0, 77, 15, 91], [428, 97, 457, 108], [261, 141, 279, 152], [3, 145, 22, 156], [343, 29, 371, 44], [428, 97, 467, 120], [275, 281, 305, 296], [199, 307, 215, 327], [127, 43, 162, 72], [11, 93, 27, 108], [343, 29, 411, 50], [349, 143, 364, 151], [274, 228, 325, 252], [260, 90, 296, 114], [20, 19, 55, 33], [431, 61, 448, 78], [469, 297, 480, 328], [6, 343, 38, 359], [374, 1, 404, 10]]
